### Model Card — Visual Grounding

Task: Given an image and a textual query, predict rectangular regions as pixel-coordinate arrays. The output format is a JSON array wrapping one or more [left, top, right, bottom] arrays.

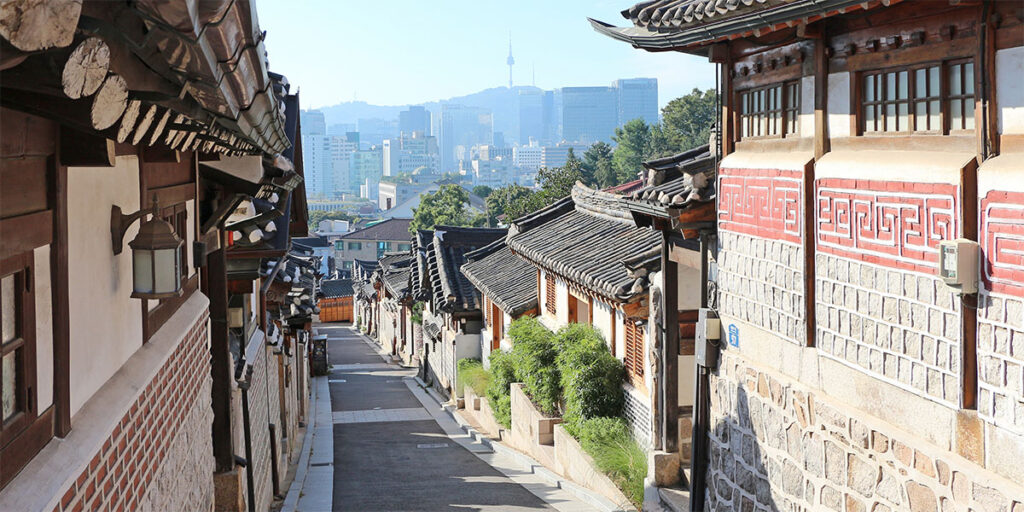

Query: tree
[[611, 119, 651, 186], [485, 184, 534, 225], [472, 185, 493, 198], [409, 184, 471, 233], [658, 87, 717, 156], [581, 142, 612, 187]]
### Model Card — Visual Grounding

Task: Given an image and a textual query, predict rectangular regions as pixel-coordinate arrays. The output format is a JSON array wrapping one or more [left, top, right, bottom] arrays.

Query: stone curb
[[414, 378, 627, 512]]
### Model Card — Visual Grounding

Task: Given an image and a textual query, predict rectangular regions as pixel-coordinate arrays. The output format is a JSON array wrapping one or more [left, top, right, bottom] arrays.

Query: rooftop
[[430, 226, 507, 313], [461, 239, 538, 317], [339, 218, 413, 242]]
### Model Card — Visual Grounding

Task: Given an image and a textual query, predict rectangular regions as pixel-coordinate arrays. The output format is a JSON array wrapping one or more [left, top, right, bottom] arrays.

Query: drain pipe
[[238, 362, 257, 512], [691, 230, 719, 512]]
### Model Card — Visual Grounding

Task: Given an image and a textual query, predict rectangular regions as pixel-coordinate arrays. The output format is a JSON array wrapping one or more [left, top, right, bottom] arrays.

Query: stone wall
[[816, 252, 962, 406], [245, 337, 274, 512], [717, 230, 806, 345], [705, 351, 1024, 512]]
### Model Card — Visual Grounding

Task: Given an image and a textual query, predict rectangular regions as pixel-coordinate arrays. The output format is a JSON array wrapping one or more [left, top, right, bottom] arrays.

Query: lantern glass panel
[[153, 248, 178, 294], [133, 248, 154, 294]]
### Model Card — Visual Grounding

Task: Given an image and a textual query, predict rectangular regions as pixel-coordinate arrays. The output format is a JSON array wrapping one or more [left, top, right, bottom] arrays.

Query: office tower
[[614, 78, 659, 127], [398, 106, 431, 136], [301, 110, 326, 136], [350, 147, 383, 199], [383, 131, 438, 176], [300, 110, 330, 198], [517, 89, 544, 145], [439, 104, 493, 173], [560, 87, 618, 144]]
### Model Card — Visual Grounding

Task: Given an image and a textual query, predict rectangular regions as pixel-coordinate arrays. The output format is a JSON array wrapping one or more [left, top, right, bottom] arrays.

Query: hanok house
[[625, 144, 719, 498], [506, 182, 664, 449], [413, 226, 506, 396], [0, 1, 313, 510], [594, 0, 1024, 510], [318, 279, 355, 324], [333, 217, 413, 277], [461, 238, 539, 365], [370, 252, 414, 362], [352, 258, 380, 335]]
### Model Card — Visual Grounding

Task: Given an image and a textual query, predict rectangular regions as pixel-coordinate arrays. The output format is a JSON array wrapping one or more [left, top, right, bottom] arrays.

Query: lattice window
[[545, 273, 556, 316], [861, 59, 974, 134], [738, 81, 799, 139], [624, 321, 645, 380]]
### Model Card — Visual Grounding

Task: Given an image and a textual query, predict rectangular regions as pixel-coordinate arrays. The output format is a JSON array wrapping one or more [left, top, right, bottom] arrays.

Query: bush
[[555, 324, 625, 436], [508, 317, 560, 416], [486, 349, 517, 428], [456, 358, 489, 398], [578, 417, 647, 507]]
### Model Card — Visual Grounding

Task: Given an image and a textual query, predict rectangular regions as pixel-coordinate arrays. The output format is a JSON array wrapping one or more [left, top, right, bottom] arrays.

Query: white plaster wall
[[67, 156, 144, 417], [556, 278, 569, 327], [827, 71, 852, 138], [799, 75, 815, 138], [614, 310, 626, 360], [678, 264, 702, 310], [34, 245, 54, 411], [996, 46, 1024, 135], [592, 301, 614, 347]]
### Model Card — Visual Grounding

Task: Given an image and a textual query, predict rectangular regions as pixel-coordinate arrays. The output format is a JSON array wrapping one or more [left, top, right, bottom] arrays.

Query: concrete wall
[[67, 156, 144, 416]]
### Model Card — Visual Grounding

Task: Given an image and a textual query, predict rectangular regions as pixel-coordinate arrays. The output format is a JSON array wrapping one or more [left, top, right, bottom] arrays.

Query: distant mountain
[[315, 85, 544, 141]]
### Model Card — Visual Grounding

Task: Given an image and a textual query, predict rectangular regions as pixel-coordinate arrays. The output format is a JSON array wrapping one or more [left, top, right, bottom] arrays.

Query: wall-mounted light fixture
[[111, 197, 184, 299]]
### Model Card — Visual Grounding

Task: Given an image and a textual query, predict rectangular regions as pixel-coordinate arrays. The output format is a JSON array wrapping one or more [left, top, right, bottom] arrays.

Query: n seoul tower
[[506, 33, 515, 89]]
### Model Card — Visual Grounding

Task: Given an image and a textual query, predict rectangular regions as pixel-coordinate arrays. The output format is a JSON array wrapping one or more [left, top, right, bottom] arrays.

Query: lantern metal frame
[[111, 197, 185, 299]]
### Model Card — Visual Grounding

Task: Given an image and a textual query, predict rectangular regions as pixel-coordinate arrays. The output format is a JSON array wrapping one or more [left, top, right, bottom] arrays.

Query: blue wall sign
[[727, 324, 740, 348]]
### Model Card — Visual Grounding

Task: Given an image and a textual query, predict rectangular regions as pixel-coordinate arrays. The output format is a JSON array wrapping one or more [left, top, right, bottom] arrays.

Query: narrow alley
[[303, 324, 599, 512]]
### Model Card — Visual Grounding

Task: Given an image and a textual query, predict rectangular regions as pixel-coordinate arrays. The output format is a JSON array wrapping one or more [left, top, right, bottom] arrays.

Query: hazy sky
[[258, 0, 715, 110]]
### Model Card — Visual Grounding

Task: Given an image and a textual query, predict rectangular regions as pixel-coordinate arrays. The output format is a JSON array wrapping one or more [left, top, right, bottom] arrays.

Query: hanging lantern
[[111, 197, 184, 300]]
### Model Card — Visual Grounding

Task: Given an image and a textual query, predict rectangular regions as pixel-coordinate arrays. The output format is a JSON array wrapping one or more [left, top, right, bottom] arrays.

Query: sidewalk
[[281, 371, 333, 511]]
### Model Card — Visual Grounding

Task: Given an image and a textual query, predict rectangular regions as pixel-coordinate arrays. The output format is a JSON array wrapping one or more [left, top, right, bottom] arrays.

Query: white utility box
[[938, 239, 979, 295]]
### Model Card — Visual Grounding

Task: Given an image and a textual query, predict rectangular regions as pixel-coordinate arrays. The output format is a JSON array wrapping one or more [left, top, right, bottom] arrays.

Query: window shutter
[[545, 273, 556, 315]]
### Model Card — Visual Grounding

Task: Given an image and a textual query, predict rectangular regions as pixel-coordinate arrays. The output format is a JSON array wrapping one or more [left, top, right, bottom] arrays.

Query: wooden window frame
[[142, 198, 197, 343], [737, 80, 799, 140], [857, 58, 975, 136], [544, 273, 556, 316], [624, 320, 645, 384], [1, 250, 54, 489]]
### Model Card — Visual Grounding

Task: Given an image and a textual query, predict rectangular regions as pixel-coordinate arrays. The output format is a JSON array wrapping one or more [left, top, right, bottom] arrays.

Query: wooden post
[[207, 247, 235, 472], [960, 158, 979, 410], [662, 231, 680, 454], [49, 150, 72, 437]]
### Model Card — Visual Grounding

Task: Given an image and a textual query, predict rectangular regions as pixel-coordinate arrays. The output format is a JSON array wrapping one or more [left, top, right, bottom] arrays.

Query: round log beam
[[0, 0, 82, 52], [90, 74, 128, 130], [62, 37, 109, 99]]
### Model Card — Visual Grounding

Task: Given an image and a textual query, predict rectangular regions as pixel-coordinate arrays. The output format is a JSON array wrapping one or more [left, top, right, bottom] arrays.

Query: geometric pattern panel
[[980, 190, 1024, 297], [718, 168, 803, 244]]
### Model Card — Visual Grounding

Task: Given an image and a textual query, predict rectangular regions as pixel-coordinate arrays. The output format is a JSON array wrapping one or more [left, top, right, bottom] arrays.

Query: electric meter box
[[938, 239, 979, 295]]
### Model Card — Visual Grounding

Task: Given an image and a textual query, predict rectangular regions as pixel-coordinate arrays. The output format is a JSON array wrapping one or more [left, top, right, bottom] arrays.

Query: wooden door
[[567, 294, 577, 323], [491, 302, 502, 350]]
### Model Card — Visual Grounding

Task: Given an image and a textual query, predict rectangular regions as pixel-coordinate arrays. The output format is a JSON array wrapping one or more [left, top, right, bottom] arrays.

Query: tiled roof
[[630, 144, 716, 209], [320, 279, 353, 298], [507, 182, 660, 302], [462, 239, 538, 317], [292, 236, 330, 248], [339, 217, 413, 242], [411, 230, 434, 302], [622, 0, 773, 30], [432, 226, 507, 313], [604, 179, 644, 195]]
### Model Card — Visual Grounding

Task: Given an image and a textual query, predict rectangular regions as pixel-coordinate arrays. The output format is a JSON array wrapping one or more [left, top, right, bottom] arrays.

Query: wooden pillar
[[661, 231, 680, 453], [206, 247, 235, 472], [49, 151, 71, 437]]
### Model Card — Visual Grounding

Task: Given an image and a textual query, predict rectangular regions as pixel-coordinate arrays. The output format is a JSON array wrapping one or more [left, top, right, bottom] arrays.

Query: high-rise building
[[330, 132, 359, 195], [300, 110, 331, 198], [383, 131, 438, 176], [357, 118, 398, 146], [398, 106, 431, 136], [516, 89, 544, 145], [541, 143, 589, 169], [614, 78, 659, 127], [439, 104, 493, 173], [350, 147, 383, 199], [560, 86, 618, 144], [513, 144, 543, 171]]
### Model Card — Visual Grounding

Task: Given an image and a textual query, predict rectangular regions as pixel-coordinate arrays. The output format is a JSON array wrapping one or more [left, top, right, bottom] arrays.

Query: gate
[[319, 296, 353, 323]]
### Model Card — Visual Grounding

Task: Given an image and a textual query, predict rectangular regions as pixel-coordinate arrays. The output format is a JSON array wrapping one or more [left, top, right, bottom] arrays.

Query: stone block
[[876, 471, 902, 505], [913, 450, 935, 478], [847, 453, 879, 497], [821, 484, 843, 511], [893, 440, 914, 468], [906, 482, 937, 512], [824, 440, 846, 485], [872, 431, 889, 453], [955, 410, 985, 465], [846, 494, 866, 512], [972, 483, 1007, 512], [650, 450, 681, 487]]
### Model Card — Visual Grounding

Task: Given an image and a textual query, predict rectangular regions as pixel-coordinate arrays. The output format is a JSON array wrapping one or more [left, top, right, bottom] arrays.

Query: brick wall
[[705, 351, 1024, 512], [53, 311, 213, 512], [246, 341, 274, 512], [717, 167, 807, 345], [977, 189, 1024, 434]]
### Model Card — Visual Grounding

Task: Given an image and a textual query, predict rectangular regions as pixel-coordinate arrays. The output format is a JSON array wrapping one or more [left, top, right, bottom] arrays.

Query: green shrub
[[456, 358, 490, 398], [578, 417, 647, 508], [555, 324, 625, 436], [486, 349, 517, 428], [508, 317, 560, 416]]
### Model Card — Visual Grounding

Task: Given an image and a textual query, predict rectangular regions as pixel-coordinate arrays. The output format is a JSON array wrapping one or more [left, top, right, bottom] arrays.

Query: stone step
[[658, 486, 691, 512]]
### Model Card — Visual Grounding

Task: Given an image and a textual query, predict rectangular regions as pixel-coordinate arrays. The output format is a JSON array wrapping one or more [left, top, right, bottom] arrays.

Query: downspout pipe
[[691, 230, 714, 512]]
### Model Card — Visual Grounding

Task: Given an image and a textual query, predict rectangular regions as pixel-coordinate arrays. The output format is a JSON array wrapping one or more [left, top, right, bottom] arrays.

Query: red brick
[[60, 486, 76, 509], [84, 481, 95, 502]]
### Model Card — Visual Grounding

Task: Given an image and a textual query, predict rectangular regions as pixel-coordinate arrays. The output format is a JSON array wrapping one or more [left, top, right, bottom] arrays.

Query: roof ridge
[[571, 181, 634, 223]]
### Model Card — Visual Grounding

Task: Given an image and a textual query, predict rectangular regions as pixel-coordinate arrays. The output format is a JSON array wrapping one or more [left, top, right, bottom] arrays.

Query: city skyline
[[257, 0, 714, 110]]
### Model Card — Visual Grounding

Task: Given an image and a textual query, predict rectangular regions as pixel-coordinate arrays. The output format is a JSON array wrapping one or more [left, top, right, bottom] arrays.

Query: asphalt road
[[319, 325, 559, 512]]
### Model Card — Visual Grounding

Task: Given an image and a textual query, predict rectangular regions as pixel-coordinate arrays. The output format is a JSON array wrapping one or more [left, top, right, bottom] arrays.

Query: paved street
[[314, 324, 597, 512]]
